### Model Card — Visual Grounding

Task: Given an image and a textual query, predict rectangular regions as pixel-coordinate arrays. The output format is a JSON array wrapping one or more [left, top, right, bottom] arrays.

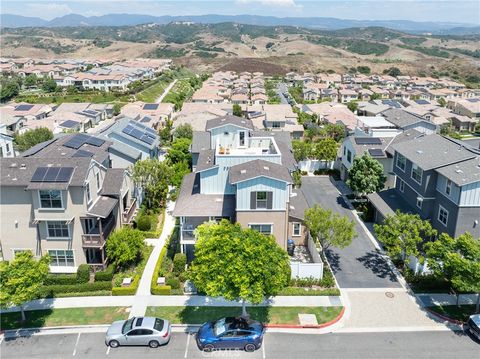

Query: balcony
[[82, 216, 116, 248], [122, 198, 137, 224]]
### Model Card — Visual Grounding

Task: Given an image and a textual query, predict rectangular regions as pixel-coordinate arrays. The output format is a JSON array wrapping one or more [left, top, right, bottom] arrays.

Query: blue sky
[[2, 1, 479, 24]]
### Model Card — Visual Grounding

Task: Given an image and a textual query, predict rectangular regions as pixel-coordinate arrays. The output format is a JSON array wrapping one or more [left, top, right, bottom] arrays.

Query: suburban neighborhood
[[0, 2, 480, 358]]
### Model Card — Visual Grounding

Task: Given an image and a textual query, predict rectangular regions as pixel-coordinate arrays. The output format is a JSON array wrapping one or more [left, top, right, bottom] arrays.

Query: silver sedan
[[105, 316, 171, 348]]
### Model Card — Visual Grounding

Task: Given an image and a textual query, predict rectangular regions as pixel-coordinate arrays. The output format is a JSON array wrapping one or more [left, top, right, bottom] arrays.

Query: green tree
[[437, 97, 447, 107], [105, 227, 145, 269], [0, 252, 50, 321], [425, 232, 480, 312], [370, 93, 381, 100], [313, 138, 337, 162], [347, 100, 358, 113], [24, 74, 38, 88], [42, 77, 57, 92], [188, 220, 290, 316], [112, 103, 122, 116], [232, 104, 243, 117], [173, 123, 193, 140], [292, 139, 311, 162], [131, 159, 171, 208], [0, 80, 20, 101], [167, 138, 192, 165], [384, 67, 402, 77], [374, 211, 437, 268], [170, 161, 191, 187], [159, 119, 173, 145], [346, 153, 386, 196], [320, 123, 346, 142], [14, 127, 54, 152], [357, 66, 371, 75], [304, 204, 356, 255]]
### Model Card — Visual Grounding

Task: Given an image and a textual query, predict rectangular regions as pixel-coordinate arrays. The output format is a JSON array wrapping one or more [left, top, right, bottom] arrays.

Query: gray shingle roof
[[101, 169, 126, 196], [195, 149, 217, 172], [435, 156, 480, 186], [229, 159, 292, 184], [384, 129, 422, 155], [367, 189, 418, 218], [381, 108, 428, 129], [173, 173, 236, 217], [87, 196, 118, 218], [289, 188, 309, 220], [391, 134, 477, 170], [206, 115, 254, 131], [191, 131, 211, 153]]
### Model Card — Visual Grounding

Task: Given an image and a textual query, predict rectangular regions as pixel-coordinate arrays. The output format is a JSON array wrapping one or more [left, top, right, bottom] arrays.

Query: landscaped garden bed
[[0, 307, 129, 330], [427, 304, 477, 322], [146, 306, 343, 326]]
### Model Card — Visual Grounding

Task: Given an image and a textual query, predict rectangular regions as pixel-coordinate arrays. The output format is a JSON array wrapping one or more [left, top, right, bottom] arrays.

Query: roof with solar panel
[[99, 116, 159, 150]]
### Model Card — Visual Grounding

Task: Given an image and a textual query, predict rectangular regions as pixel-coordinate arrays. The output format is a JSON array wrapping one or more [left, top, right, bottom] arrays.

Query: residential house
[[338, 89, 358, 103], [0, 124, 14, 158], [381, 108, 438, 134], [121, 102, 175, 130], [447, 98, 480, 120]]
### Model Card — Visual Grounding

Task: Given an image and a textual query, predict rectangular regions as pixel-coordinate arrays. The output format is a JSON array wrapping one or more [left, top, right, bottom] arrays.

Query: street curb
[[265, 306, 345, 329], [425, 308, 465, 325]]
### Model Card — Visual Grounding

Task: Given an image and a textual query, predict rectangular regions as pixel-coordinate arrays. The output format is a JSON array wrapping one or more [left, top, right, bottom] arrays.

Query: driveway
[[276, 83, 290, 105], [301, 177, 401, 289]]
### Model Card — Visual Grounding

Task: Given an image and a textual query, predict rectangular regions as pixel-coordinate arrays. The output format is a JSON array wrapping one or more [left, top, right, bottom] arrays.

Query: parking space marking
[[262, 336, 266, 359], [184, 333, 191, 358], [72, 333, 81, 356], [106, 345, 111, 355]]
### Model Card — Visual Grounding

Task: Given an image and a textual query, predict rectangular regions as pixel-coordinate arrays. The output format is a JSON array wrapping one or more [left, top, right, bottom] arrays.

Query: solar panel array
[[63, 134, 105, 149], [72, 149, 94, 158], [368, 148, 385, 157], [467, 98, 479, 103], [415, 99, 430, 105], [60, 120, 80, 129], [31, 167, 74, 182], [143, 103, 159, 110], [382, 100, 402, 108], [121, 122, 157, 145], [15, 104, 34, 111], [355, 137, 382, 145], [140, 116, 152, 123]]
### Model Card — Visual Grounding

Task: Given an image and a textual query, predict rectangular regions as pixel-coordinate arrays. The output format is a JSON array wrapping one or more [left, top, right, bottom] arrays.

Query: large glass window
[[48, 249, 74, 266], [438, 206, 449, 226], [249, 224, 272, 235], [396, 153, 406, 171], [411, 164, 423, 184], [39, 190, 62, 208], [445, 179, 452, 196], [47, 221, 69, 238], [347, 150, 352, 163], [293, 223, 301, 236], [256, 191, 267, 209]]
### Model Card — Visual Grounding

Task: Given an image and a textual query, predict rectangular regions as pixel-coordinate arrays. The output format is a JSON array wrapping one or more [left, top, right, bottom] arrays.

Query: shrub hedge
[[173, 253, 187, 275], [39, 281, 112, 298], [151, 244, 169, 295], [44, 273, 78, 286], [278, 287, 340, 296], [112, 275, 140, 296], [151, 285, 172, 295], [76, 264, 91, 283], [166, 276, 181, 289], [94, 264, 116, 282]]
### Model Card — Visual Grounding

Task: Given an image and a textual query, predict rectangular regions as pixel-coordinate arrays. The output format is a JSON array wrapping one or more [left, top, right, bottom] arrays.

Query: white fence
[[298, 159, 335, 173], [290, 234, 324, 279], [408, 254, 432, 275]]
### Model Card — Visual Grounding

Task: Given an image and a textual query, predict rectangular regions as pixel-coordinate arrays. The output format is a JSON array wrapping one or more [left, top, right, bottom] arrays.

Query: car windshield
[[213, 318, 228, 336], [122, 318, 134, 334], [154, 318, 165, 332]]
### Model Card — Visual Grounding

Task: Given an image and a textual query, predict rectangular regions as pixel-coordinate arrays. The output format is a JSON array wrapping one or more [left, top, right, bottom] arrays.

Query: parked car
[[466, 314, 480, 341], [196, 316, 265, 352], [105, 316, 171, 348]]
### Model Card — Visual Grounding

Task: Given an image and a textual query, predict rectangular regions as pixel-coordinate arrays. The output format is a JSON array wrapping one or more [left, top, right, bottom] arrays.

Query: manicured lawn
[[136, 80, 169, 102], [428, 304, 478, 322], [0, 307, 129, 330], [146, 306, 342, 325]]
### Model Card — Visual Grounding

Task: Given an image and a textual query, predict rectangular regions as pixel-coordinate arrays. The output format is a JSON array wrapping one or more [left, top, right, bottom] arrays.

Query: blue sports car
[[196, 316, 265, 352]]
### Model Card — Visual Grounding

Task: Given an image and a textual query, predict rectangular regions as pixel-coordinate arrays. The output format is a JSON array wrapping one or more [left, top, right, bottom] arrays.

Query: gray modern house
[[173, 115, 308, 260], [368, 134, 480, 238]]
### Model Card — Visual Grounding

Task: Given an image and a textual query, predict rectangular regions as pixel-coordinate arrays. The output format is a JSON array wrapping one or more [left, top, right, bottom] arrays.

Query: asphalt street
[[301, 177, 401, 289], [2, 330, 478, 359], [276, 83, 290, 104]]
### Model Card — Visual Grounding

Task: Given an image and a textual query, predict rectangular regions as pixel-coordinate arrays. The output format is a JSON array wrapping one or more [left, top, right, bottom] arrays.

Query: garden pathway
[[155, 79, 177, 103]]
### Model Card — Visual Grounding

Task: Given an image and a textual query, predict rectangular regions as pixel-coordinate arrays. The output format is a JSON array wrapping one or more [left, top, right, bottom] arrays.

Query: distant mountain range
[[1, 13, 479, 35]]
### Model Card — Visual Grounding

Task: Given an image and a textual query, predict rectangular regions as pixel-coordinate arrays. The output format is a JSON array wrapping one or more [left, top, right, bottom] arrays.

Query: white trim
[[96, 171, 102, 194], [395, 153, 406, 172], [292, 222, 301, 237], [399, 179, 405, 193], [445, 179, 452, 196], [437, 205, 449, 227], [231, 175, 291, 185], [47, 248, 76, 268], [411, 163, 423, 185], [248, 223, 273, 234], [85, 182, 92, 206], [416, 196, 423, 209], [37, 189, 64, 210], [45, 220, 71, 240]]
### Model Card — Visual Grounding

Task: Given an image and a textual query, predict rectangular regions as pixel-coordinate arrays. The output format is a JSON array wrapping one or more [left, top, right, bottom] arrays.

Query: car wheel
[[109, 340, 120, 348], [149, 340, 160, 348], [203, 344, 215, 352], [244, 343, 256, 352]]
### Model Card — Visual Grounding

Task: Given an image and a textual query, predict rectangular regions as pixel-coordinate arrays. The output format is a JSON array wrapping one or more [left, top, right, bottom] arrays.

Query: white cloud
[[236, 0, 303, 9], [25, 3, 72, 19]]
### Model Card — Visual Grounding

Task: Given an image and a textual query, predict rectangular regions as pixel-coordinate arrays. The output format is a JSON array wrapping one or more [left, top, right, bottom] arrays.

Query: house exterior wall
[[459, 181, 480, 206], [435, 174, 461, 204], [288, 218, 307, 246], [403, 121, 437, 135], [236, 210, 289, 249], [210, 124, 247, 149], [236, 177, 288, 211]]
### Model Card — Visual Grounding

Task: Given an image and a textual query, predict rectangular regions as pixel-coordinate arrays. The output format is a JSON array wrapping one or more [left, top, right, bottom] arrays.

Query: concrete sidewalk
[[416, 293, 479, 307]]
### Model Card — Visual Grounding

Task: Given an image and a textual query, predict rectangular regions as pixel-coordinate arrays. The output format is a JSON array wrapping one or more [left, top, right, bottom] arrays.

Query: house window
[[96, 172, 101, 192], [272, 122, 281, 128], [411, 164, 423, 184], [256, 191, 267, 209], [343, 146, 346, 156], [347, 150, 352, 163], [399, 179, 405, 192], [438, 206, 449, 227], [39, 190, 63, 209], [6, 143, 10, 152], [86, 183, 92, 204], [292, 223, 301, 237], [47, 221, 70, 238], [396, 153, 406, 172], [445, 179, 452, 196], [48, 250, 74, 267], [239, 131, 246, 147], [249, 224, 272, 235], [416, 197, 423, 209]]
